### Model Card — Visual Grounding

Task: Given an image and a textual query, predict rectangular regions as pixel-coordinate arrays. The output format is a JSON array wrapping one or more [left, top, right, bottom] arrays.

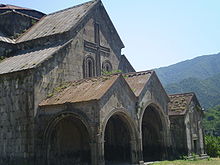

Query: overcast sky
[[2, 0, 220, 71]]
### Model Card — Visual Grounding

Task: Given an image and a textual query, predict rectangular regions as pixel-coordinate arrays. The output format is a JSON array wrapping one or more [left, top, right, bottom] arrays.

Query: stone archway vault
[[101, 110, 140, 165], [141, 104, 168, 162], [45, 114, 92, 165]]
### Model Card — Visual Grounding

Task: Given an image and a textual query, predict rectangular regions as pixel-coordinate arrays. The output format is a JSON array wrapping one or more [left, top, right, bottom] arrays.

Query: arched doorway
[[47, 116, 91, 165], [142, 105, 165, 161], [104, 114, 132, 164]]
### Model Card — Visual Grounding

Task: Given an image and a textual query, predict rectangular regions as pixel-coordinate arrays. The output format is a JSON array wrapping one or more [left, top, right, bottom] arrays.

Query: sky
[[1, 0, 220, 71]]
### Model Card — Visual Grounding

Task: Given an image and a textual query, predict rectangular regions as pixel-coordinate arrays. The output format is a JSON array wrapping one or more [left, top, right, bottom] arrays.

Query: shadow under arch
[[101, 108, 139, 164], [140, 103, 168, 162], [44, 111, 93, 165]]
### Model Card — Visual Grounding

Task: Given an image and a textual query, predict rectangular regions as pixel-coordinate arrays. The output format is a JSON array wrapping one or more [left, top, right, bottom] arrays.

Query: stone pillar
[[198, 121, 205, 155], [96, 134, 105, 165], [137, 135, 144, 164], [90, 142, 97, 165], [130, 139, 138, 164], [186, 123, 192, 155]]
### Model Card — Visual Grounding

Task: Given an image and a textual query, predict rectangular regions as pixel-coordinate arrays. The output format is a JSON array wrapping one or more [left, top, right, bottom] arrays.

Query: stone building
[[0, 0, 205, 164], [169, 93, 206, 158]]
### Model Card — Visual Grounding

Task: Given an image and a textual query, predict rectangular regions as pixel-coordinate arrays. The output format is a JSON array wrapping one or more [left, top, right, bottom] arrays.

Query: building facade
[[0, 1, 206, 164]]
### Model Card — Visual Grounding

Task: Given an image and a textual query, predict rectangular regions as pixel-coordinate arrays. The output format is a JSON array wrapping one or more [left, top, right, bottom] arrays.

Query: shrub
[[205, 135, 220, 157]]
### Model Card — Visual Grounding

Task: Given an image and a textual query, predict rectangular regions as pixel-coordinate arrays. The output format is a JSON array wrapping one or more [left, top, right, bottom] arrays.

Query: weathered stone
[[0, 1, 206, 165]]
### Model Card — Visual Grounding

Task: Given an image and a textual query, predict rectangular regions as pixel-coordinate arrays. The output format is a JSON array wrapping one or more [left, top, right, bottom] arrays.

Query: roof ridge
[[0, 4, 31, 10], [16, 0, 99, 43], [11, 10, 39, 20], [47, 0, 96, 16], [123, 70, 154, 77], [15, 14, 46, 42], [169, 92, 195, 96], [70, 73, 120, 85], [0, 10, 12, 16]]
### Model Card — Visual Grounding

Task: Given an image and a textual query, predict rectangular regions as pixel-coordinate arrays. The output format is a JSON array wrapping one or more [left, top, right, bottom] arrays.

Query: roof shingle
[[17, 0, 98, 43], [124, 71, 153, 97], [168, 93, 194, 116], [39, 74, 120, 106], [0, 41, 70, 75]]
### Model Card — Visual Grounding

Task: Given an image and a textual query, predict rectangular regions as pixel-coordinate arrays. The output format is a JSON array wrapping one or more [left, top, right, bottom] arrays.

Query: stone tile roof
[[124, 70, 153, 97], [0, 10, 40, 20], [0, 30, 15, 43], [168, 93, 194, 116], [39, 74, 120, 106], [17, 0, 98, 43], [0, 4, 31, 10], [0, 41, 71, 75]]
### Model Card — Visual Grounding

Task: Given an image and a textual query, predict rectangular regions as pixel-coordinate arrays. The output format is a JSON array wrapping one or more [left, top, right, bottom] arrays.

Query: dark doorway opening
[[142, 106, 164, 161], [104, 115, 131, 164], [48, 116, 91, 165], [193, 140, 198, 154]]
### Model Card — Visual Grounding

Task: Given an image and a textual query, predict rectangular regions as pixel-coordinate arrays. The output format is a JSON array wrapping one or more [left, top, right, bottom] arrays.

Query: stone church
[[0, 0, 206, 165]]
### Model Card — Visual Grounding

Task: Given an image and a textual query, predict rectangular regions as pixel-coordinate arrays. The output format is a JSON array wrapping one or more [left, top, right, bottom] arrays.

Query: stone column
[[96, 134, 105, 165], [186, 122, 192, 155], [137, 135, 144, 164], [130, 139, 138, 164], [90, 141, 97, 165], [198, 121, 205, 155]]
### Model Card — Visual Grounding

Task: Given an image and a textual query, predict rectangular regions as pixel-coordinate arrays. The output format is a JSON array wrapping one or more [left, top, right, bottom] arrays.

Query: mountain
[[155, 53, 220, 85], [165, 73, 220, 109], [155, 52, 220, 108]]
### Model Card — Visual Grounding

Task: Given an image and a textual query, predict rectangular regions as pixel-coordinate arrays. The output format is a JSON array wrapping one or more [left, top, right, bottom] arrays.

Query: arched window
[[102, 60, 112, 73], [83, 56, 95, 78]]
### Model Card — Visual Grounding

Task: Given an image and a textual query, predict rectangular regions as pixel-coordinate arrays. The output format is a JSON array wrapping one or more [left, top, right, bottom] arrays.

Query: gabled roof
[[0, 40, 71, 75], [0, 9, 40, 20], [124, 70, 153, 97], [0, 4, 45, 19], [17, 0, 98, 43], [39, 74, 121, 106], [0, 4, 31, 10], [168, 92, 196, 116]]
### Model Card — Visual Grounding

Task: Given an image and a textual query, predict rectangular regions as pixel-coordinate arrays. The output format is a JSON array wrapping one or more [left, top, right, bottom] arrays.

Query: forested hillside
[[156, 53, 220, 85], [203, 105, 220, 136], [165, 73, 220, 109], [155, 52, 220, 137], [155, 53, 220, 109]]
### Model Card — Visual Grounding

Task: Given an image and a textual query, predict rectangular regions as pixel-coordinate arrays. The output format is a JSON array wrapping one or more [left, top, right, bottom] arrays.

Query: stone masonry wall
[[0, 71, 34, 165], [169, 116, 188, 157], [34, 17, 122, 114], [139, 73, 169, 115], [0, 12, 37, 38]]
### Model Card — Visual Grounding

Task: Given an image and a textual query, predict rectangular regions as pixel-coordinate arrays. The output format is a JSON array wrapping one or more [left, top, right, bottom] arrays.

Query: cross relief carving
[[84, 23, 110, 76]]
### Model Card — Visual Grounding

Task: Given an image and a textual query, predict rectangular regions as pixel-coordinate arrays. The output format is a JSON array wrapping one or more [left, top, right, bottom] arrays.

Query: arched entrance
[[141, 105, 165, 161], [47, 116, 91, 165], [104, 114, 132, 164]]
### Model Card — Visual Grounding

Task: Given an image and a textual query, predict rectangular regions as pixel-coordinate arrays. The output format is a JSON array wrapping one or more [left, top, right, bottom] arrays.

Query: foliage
[[205, 136, 220, 157], [164, 73, 220, 109], [155, 53, 220, 109], [101, 69, 122, 75], [203, 105, 220, 136], [47, 82, 70, 98], [156, 53, 220, 85], [0, 56, 6, 62]]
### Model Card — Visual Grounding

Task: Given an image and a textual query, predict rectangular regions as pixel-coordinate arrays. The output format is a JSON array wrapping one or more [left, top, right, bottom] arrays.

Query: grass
[[152, 158, 220, 165]]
